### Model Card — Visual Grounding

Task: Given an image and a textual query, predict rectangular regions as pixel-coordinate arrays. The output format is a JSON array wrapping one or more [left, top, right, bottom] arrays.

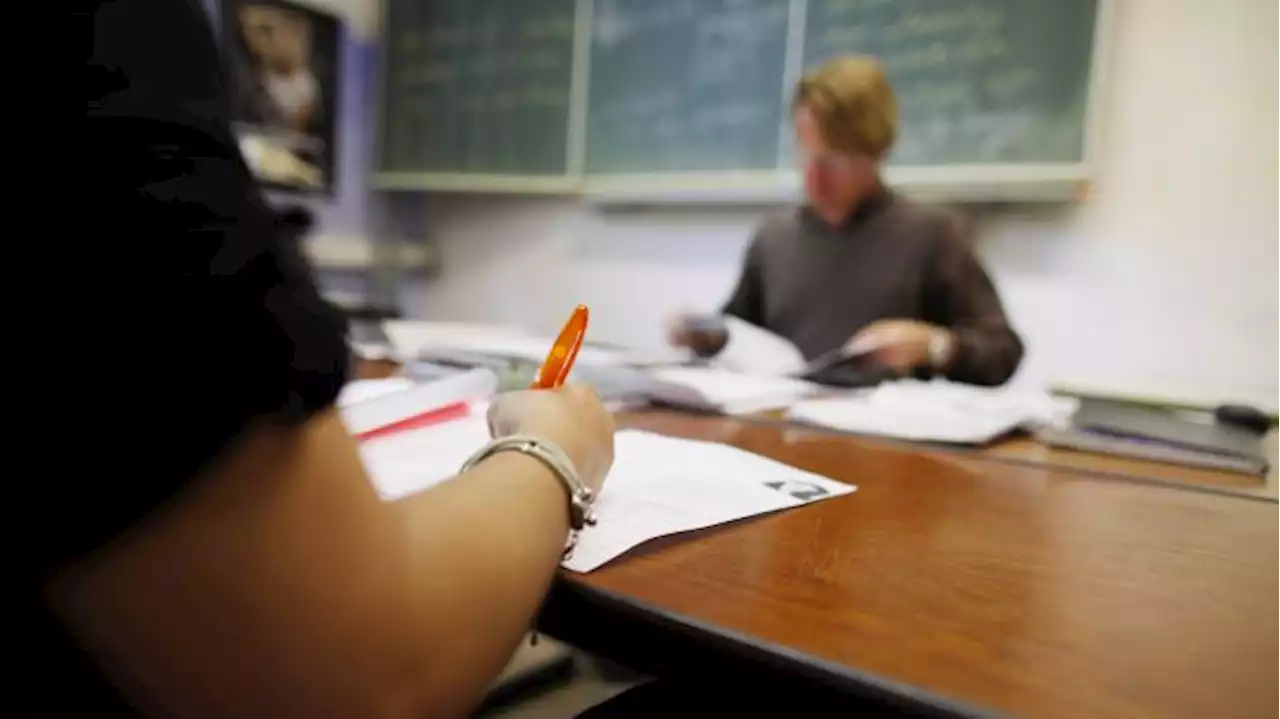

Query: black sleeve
[[720, 232, 767, 328], [39, 0, 349, 574]]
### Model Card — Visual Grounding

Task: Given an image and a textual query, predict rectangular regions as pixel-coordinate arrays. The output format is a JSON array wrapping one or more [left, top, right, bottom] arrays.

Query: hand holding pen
[[485, 305, 615, 496]]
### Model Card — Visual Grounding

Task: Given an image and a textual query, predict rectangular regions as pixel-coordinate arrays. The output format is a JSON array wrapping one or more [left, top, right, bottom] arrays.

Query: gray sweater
[[721, 191, 1024, 386]]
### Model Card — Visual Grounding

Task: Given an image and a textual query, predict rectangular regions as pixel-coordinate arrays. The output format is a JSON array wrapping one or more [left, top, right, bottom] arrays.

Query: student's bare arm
[[45, 409, 574, 719]]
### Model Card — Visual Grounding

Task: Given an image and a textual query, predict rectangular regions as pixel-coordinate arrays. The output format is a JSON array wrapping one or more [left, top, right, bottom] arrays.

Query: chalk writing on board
[[891, 38, 1010, 74], [522, 84, 570, 108], [597, 91, 681, 122], [886, 6, 1003, 42], [819, 25, 873, 50], [587, 0, 789, 173], [425, 25, 471, 47], [594, 0, 698, 48], [397, 33, 421, 53], [890, 43, 950, 73], [983, 67, 1037, 102], [692, 3, 788, 87], [699, 3, 788, 37], [820, 0, 893, 16], [524, 49, 565, 72], [520, 16, 574, 41], [693, 104, 772, 131], [418, 62, 456, 85], [902, 81, 972, 114], [801, 0, 1096, 166]]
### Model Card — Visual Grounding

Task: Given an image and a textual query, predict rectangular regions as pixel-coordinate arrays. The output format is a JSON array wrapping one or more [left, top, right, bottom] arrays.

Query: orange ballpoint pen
[[531, 305, 590, 389]]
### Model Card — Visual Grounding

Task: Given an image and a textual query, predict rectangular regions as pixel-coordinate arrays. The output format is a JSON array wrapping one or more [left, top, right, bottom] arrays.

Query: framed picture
[[220, 0, 340, 195]]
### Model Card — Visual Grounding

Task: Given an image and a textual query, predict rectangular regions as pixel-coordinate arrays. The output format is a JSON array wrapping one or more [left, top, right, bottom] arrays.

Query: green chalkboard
[[374, 0, 1101, 192], [585, 0, 792, 174], [378, 0, 576, 175], [803, 0, 1098, 165]]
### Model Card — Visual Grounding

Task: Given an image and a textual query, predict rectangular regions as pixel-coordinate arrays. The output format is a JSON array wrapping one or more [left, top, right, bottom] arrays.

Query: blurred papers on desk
[[349, 341, 401, 363], [384, 320, 573, 366], [714, 316, 808, 376], [788, 380, 1078, 445], [646, 366, 823, 415], [337, 369, 498, 438], [704, 317, 882, 386], [357, 417, 853, 572], [337, 377, 415, 406], [383, 320, 534, 358], [384, 320, 686, 369]]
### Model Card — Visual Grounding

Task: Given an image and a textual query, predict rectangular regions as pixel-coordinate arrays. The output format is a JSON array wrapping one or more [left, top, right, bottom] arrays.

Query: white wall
[[403, 0, 1279, 407]]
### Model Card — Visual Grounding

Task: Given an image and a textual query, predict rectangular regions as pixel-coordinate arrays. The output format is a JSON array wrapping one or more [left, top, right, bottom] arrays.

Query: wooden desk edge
[[542, 579, 993, 719]]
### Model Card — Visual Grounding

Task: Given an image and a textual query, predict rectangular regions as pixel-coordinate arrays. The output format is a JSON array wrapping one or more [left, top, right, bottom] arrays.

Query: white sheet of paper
[[788, 379, 1079, 444], [349, 341, 401, 362], [338, 377, 416, 407], [358, 421, 855, 571], [563, 431, 855, 572], [338, 369, 498, 437], [357, 414, 491, 501], [647, 366, 821, 414], [384, 320, 658, 369], [714, 316, 808, 376], [382, 320, 534, 359]]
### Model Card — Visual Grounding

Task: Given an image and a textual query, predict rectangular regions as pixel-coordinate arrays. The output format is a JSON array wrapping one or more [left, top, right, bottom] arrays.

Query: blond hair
[[793, 56, 898, 158]]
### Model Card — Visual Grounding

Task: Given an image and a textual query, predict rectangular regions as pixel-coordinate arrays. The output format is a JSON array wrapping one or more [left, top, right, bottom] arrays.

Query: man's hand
[[664, 313, 730, 357], [847, 319, 954, 373]]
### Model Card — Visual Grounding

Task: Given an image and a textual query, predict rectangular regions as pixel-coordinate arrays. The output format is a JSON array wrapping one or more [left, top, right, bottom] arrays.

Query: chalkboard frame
[[372, 0, 1116, 204]]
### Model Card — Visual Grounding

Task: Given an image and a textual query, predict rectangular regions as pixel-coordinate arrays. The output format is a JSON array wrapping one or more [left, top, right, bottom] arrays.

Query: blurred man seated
[[667, 56, 1023, 387]]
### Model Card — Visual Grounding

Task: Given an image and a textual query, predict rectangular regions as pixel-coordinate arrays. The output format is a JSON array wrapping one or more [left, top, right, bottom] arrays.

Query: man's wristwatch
[[928, 330, 955, 369]]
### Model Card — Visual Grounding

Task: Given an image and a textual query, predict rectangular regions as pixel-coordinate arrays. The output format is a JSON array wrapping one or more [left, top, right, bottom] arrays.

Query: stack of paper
[[714, 316, 809, 375], [356, 416, 491, 500], [383, 320, 681, 369], [349, 341, 401, 363], [701, 316, 880, 385], [357, 419, 854, 572], [787, 379, 1078, 445], [337, 369, 498, 437], [645, 366, 822, 415], [382, 320, 534, 359], [337, 377, 416, 407]]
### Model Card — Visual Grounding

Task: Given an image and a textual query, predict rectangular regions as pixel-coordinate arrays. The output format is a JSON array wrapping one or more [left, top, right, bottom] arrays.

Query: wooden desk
[[543, 411, 1277, 718]]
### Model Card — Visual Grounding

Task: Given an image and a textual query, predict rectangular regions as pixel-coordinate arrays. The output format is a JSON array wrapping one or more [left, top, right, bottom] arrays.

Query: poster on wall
[[221, 0, 341, 195]]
